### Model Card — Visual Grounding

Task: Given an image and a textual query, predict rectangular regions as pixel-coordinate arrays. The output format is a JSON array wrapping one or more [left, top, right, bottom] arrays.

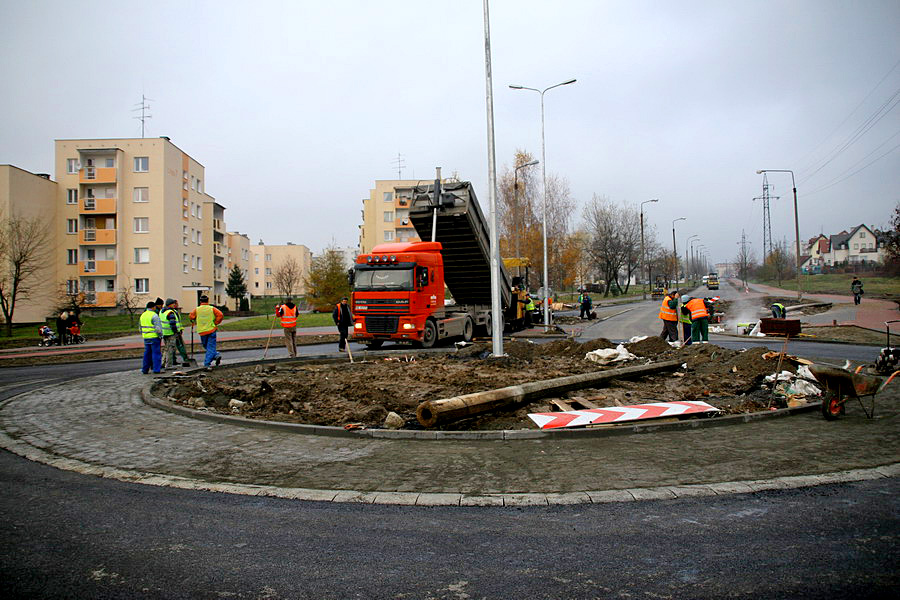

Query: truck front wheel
[[462, 316, 474, 343], [420, 319, 437, 349]]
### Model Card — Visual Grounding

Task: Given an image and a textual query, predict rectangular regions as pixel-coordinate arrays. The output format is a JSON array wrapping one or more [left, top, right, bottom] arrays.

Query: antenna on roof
[[392, 153, 406, 179], [132, 94, 153, 138]]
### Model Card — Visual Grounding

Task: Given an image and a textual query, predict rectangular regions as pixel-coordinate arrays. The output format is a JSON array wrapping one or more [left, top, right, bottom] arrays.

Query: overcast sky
[[1, 0, 898, 264]]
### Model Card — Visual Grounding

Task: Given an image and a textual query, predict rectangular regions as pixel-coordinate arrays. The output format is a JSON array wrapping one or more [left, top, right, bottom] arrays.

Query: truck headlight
[[354, 322, 362, 329], [402, 323, 415, 330]]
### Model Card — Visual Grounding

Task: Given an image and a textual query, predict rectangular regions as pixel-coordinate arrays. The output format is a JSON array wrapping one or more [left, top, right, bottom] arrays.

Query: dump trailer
[[351, 180, 528, 348]]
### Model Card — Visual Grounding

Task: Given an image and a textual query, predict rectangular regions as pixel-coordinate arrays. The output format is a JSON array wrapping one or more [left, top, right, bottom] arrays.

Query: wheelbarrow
[[809, 364, 899, 420]]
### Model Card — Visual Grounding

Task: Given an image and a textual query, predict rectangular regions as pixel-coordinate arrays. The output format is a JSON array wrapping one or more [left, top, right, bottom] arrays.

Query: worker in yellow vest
[[275, 298, 299, 358], [685, 296, 710, 343], [139, 300, 163, 374], [679, 295, 693, 346], [658, 289, 679, 343], [189, 295, 224, 368]]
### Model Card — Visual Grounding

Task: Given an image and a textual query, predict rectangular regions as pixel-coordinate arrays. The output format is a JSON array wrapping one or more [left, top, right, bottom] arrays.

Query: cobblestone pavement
[[1, 364, 897, 506]]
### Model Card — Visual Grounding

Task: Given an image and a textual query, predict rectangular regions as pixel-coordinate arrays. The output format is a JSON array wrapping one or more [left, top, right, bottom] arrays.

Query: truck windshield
[[354, 268, 414, 291]]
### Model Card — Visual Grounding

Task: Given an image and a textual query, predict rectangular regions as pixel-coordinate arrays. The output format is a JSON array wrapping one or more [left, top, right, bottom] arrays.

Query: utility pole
[[752, 173, 778, 260], [392, 153, 406, 179]]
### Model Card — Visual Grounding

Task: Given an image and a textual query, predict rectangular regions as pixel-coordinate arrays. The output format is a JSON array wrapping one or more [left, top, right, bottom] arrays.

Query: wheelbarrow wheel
[[821, 390, 843, 420]]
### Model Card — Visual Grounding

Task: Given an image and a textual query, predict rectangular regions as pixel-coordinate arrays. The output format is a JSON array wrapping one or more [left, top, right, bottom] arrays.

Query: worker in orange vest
[[685, 296, 710, 343], [275, 298, 299, 358], [658, 289, 680, 343]]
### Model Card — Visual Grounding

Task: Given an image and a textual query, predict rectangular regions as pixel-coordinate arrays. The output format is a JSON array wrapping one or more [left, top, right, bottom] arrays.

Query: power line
[[804, 140, 900, 197]]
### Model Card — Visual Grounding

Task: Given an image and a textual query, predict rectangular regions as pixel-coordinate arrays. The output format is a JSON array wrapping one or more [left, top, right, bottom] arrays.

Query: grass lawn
[[755, 274, 900, 297], [217, 312, 334, 331]]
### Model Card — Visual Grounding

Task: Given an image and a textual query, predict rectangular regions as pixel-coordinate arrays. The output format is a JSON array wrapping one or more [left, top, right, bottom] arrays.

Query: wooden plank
[[549, 399, 573, 412]]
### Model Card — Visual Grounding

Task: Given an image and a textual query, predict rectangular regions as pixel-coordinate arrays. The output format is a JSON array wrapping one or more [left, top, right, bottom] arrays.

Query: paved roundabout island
[[1, 348, 897, 506]]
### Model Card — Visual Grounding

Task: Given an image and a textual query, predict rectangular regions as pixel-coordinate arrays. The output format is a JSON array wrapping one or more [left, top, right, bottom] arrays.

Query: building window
[[66, 189, 78, 205], [134, 248, 150, 264], [265, 254, 272, 261], [183, 180, 188, 191], [183, 237, 188, 246], [67, 159, 78, 174], [191, 229, 196, 243], [191, 256, 196, 269], [135, 278, 149, 294], [197, 179, 202, 193], [183, 170, 188, 180], [384, 231, 394, 241], [191, 203, 196, 217], [134, 217, 149, 233], [383, 192, 393, 202], [183, 265, 188, 273], [384, 211, 393, 222], [266, 282, 272, 289], [254, 268, 259, 274], [106, 279, 115, 292], [183, 208, 188, 218], [860, 231, 866, 238], [66, 249, 77, 264], [191, 176, 196, 190], [133, 157, 149, 172], [265, 267, 272, 275], [197, 231, 202, 245], [255, 282, 259, 288], [183, 253, 188, 263], [133, 187, 149, 203], [105, 158, 114, 168], [66, 279, 78, 294], [66, 219, 78, 234], [197, 257, 202, 271], [853, 243, 859, 249]]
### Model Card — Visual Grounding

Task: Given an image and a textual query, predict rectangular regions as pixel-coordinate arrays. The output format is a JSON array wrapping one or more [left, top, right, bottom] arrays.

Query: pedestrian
[[160, 298, 181, 370], [685, 296, 710, 343], [332, 296, 353, 352], [154, 297, 164, 313], [189, 295, 224, 368], [519, 293, 536, 327], [580, 294, 593, 319], [139, 300, 163, 374], [771, 302, 786, 319], [658, 290, 679, 342], [851, 276, 864, 305], [679, 295, 693, 345], [65, 311, 82, 344], [275, 297, 299, 358], [56, 311, 68, 345]]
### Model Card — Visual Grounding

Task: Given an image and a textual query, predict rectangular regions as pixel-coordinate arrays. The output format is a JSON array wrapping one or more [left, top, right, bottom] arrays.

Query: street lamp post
[[640, 199, 659, 300], [757, 169, 802, 301], [510, 78, 577, 330], [672, 217, 686, 288], [686, 235, 699, 286], [513, 159, 539, 278]]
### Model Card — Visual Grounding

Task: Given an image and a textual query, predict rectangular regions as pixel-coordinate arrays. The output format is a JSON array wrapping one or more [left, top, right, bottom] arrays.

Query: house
[[802, 225, 885, 271]]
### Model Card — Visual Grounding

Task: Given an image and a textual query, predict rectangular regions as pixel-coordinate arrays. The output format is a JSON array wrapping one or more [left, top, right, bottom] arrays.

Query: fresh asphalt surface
[[1, 297, 896, 598]]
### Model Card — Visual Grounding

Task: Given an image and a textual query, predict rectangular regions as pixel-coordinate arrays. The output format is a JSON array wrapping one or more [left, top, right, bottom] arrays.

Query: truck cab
[[706, 272, 719, 290]]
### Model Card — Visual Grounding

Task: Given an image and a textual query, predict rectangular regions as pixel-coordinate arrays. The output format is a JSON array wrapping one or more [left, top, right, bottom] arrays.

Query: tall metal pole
[[510, 79, 576, 331], [483, 0, 503, 355], [757, 169, 802, 301], [640, 199, 658, 300], [672, 217, 685, 288]]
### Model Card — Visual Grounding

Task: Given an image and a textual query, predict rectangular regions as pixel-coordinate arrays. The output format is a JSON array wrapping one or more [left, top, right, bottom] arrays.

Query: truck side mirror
[[347, 268, 355, 286], [417, 267, 428, 288]]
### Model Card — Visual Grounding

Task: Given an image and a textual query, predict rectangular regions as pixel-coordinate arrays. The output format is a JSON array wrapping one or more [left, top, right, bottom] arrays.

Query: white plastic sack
[[764, 370, 794, 383], [797, 365, 815, 380], [789, 379, 821, 397], [628, 335, 649, 343], [585, 344, 637, 364], [710, 326, 725, 333]]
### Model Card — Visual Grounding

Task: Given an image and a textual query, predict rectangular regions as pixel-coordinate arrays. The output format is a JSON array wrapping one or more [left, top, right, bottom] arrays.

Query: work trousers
[[691, 317, 709, 342], [659, 319, 678, 342], [681, 322, 693, 345], [161, 335, 177, 369], [142, 338, 162, 374], [282, 326, 297, 357], [175, 333, 190, 363], [200, 331, 220, 367], [337, 325, 349, 351]]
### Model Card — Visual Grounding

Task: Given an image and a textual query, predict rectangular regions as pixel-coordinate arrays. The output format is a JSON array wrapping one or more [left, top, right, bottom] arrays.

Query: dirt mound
[[625, 336, 671, 357]]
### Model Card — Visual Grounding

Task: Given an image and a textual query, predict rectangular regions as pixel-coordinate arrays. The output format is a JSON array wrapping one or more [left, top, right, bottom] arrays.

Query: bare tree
[[758, 240, 794, 286], [734, 242, 757, 289], [118, 284, 141, 326], [0, 213, 51, 336], [582, 195, 643, 297], [272, 256, 303, 299]]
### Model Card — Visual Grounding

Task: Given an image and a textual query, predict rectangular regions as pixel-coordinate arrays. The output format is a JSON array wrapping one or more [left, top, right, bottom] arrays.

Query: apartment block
[[358, 180, 425, 254], [249, 241, 312, 297], [0, 165, 58, 323], [223, 231, 251, 308], [54, 137, 222, 313]]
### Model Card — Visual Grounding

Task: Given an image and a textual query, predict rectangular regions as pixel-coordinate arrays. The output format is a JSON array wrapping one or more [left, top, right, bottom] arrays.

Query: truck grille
[[365, 315, 399, 334]]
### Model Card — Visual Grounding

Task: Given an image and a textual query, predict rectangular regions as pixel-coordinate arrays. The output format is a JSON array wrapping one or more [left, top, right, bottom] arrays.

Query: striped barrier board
[[528, 401, 720, 430]]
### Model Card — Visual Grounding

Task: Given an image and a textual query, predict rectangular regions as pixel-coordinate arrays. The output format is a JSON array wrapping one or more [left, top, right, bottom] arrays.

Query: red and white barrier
[[528, 401, 719, 430]]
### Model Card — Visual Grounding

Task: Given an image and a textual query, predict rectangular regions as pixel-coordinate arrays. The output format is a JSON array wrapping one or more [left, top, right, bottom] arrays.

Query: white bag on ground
[[585, 344, 637, 364]]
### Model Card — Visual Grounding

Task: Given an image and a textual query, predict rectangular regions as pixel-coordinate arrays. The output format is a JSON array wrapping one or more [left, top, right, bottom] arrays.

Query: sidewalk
[[744, 281, 898, 331], [0, 355, 896, 505]]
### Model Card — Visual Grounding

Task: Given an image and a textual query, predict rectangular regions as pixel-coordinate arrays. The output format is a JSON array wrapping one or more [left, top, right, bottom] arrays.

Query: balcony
[[395, 217, 415, 228], [213, 242, 224, 257], [79, 167, 116, 184], [213, 218, 225, 233], [79, 260, 116, 276], [79, 229, 117, 245], [82, 291, 118, 308], [80, 197, 117, 214], [395, 197, 410, 208]]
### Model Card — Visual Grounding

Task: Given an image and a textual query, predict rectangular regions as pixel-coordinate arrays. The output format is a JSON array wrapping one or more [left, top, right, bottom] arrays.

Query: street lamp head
[[509, 85, 525, 89], [561, 79, 577, 86], [524, 159, 539, 167], [756, 170, 765, 174], [674, 217, 686, 225]]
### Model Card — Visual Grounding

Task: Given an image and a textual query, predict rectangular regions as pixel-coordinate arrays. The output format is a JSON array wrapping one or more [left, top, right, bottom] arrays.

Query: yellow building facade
[[250, 242, 312, 297], [358, 180, 424, 254]]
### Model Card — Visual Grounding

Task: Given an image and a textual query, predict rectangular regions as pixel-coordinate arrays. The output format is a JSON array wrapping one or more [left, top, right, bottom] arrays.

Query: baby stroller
[[66, 323, 86, 344], [38, 325, 57, 347]]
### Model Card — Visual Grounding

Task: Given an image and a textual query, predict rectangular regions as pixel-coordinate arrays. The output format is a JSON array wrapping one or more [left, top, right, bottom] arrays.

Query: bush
[[239, 297, 249, 311]]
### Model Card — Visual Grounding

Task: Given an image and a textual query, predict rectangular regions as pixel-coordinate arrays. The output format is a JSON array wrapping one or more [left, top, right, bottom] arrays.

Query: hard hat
[[681, 295, 690, 303]]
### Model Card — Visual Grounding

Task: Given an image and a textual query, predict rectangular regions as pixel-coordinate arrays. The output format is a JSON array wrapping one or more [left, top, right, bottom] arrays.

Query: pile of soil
[[156, 337, 798, 431], [763, 296, 832, 316]]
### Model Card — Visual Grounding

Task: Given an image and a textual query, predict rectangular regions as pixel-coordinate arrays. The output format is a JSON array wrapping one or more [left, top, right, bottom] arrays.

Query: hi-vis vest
[[139, 309, 159, 339], [658, 297, 678, 321], [679, 306, 692, 324], [195, 304, 217, 335], [525, 298, 536, 311], [686, 298, 709, 320], [160, 309, 177, 336], [279, 304, 297, 328]]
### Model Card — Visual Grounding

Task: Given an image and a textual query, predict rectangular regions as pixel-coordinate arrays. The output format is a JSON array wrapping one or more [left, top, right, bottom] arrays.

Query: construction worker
[[579, 293, 593, 320], [139, 300, 163, 374], [679, 295, 693, 346], [160, 298, 181, 370], [771, 302, 786, 319], [520, 293, 536, 327], [658, 289, 679, 342], [685, 296, 710, 343], [275, 297, 299, 358], [332, 297, 353, 352], [189, 295, 224, 368]]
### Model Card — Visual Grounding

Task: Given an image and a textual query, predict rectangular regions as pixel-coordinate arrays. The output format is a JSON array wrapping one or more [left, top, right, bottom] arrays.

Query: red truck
[[350, 181, 528, 348]]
